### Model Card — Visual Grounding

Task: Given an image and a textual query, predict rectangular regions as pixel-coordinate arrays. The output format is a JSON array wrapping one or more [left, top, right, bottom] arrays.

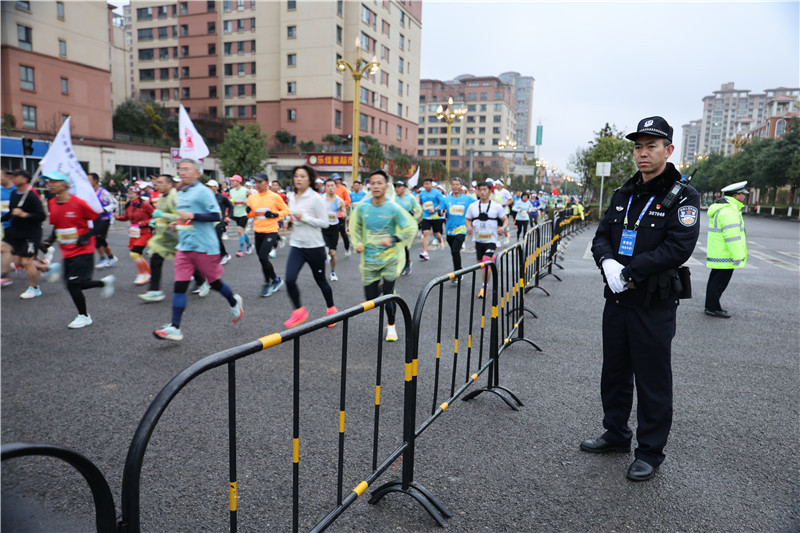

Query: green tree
[[392, 153, 412, 178], [143, 105, 163, 137], [164, 115, 179, 141], [363, 137, 385, 172], [274, 129, 292, 144], [113, 99, 149, 135], [567, 123, 636, 205], [217, 123, 269, 179]]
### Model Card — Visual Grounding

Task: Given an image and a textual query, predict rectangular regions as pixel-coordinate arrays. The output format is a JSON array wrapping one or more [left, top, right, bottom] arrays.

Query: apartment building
[[680, 82, 800, 165], [418, 74, 518, 176], [128, 0, 421, 155], [498, 71, 534, 147], [679, 119, 702, 167], [1, 0, 117, 139]]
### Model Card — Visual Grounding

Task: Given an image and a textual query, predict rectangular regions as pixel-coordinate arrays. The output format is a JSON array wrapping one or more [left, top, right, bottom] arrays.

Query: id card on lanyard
[[618, 194, 655, 256]]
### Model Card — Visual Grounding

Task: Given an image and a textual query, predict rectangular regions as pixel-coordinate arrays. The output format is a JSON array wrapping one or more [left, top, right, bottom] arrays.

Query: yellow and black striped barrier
[[496, 243, 542, 356]]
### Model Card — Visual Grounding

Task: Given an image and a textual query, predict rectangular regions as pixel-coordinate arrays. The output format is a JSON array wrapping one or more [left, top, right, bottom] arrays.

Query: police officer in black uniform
[[582, 116, 700, 481]]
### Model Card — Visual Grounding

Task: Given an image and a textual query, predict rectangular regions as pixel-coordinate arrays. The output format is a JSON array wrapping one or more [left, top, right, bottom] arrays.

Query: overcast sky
[[419, 1, 799, 176]]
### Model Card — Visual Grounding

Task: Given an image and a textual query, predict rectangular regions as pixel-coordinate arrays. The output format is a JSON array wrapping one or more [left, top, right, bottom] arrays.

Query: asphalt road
[[2, 214, 798, 532]]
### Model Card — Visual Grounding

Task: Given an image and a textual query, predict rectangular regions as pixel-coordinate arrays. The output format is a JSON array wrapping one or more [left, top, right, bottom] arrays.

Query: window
[[250, 18, 255, 31], [22, 105, 36, 128], [381, 45, 389, 61], [399, 34, 405, 50], [287, 53, 296, 66], [381, 71, 389, 86], [466, 116, 475, 123], [160, 88, 170, 100], [397, 125, 403, 140], [466, 127, 475, 134], [288, 0, 296, 9], [209, 86, 217, 98], [207, 0, 215, 12], [209, 64, 216, 76], [225, 106, 233, 118], [397, 81, 403, 96], [382, 20, 390, 36], [180, 24, 188, 36], [400, 11, 405, 26], [208, 43, 216, 55], [287, 81, 296, 94], [181, 66, 190, 78], [179, 2, 188, 15], [174, 88, 179, 99], [224, 64, 233, 76], [479, 104, 487, 111], [160, 47, 169, 59], [492, 127, 500, 134], [337, 0, 343, 16], [20, 66, 34, 90], [160, 67, 169, 79], [182, 87, 190, 99], [467, 93, 477, 101], [224, 21, 232, 33], [157, 5, 167, 18], [359, 113, 368, 130], [288, 25, 297, 38], [181, 45, 189, 57], [288, 109, 297, 121], [238, 41, 245, 54], [479, 115, 486, 123], [57, 39, 66, 56], [208, 22, 215, 34], [225, 85, 233, 97], [224, 43, 232, 55], [139, 69, 155, 81], [139, 48, 154, 61], [237, 19, 245, 32], [250, 40, 255, 53], [158, 27, 168, 39], [236, 105, 244, 118], [336, 25, 341, 44], [172, 25, 178, 37], [480, 92, 487, 100], [238, 84, 245, 96], [251, 84, 256, 97], [251, 105, 257, 118], [137, 7, 153, 20], [493, 115, 501, 123], [237, 0, 245, 10], [494, 103, 502, 111], [398, 57, 404, 73], [335, 110, 342, 128], [397, 103, 403, 116], [361, 5, 373, 25], [336, 82, 342, 99], [56, 2, 64, 18], [494, 91, 503, 100], [238, 63, 246, 76]]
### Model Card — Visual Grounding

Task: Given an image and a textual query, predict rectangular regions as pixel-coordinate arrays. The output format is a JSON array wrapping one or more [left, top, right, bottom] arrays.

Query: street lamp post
[[436, 97, 467, 179], [336, 39, 380, 183], [498, 136, 517, 185]]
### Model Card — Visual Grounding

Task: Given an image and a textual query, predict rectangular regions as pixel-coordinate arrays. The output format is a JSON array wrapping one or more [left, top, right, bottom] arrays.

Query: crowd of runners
[[1, 164, 582, 342]]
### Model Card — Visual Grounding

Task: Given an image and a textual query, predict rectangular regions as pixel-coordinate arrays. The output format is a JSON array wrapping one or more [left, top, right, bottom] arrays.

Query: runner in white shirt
[[465, 181, 508, 299]]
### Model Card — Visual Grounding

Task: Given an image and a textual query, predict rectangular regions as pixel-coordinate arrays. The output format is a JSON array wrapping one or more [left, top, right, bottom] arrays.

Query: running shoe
[[385, 324, 398, 342], [477, 288, 485, 299], [134, 273, 151, 286], [345, 248, 351, 257], [96, 257, 109, 269], [401, 264, 412, 276], [326, 306, 338, 328], [154, 324, 183, 341], [1, 277, 13, 287], [246, 244, 254, 255], [260, 282, 271, 297], [220, 254, 232, 265], [236, 249, 244, 257], [197, 281, 210, 297], [45, 263, 61, 283], [20, 286, 42, 299], [138, 290, 165, 302], [68, 314, 93, 329], [271, 278, 284, 294], [44, 246, 55, 264], [419, 251, 429, 261], [283, 306, 309, 328], [269, 248, 277, 258], [230, 294, 244, 322], [106, 256, 119, 268], [100, 275, 115, 298], [330, 271, 338, 282]]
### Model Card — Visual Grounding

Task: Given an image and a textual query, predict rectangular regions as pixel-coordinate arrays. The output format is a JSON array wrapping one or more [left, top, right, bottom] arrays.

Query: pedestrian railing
[[495, 243, 541, 355]]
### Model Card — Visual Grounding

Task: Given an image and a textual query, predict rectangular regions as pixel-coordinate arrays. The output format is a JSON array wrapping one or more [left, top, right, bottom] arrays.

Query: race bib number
[[328, 212, 339, 224], [618, 229, 637, 256], [56, 227, 79, 244], [177, 220, 194, 230], [128, 225, 141, 238], [449, 205, 465, 216], [255, 207, 269, 220], [476, 232, 492, 242], [423, 201, 434, 211], [365, 230, 392, 262], [0, 200, 9, 212], [234, 200, 245, 205]]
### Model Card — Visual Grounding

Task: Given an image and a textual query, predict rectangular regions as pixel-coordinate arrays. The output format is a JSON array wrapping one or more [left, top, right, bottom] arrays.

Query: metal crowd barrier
[[117, 295, 414, 533], [495, 243, 541, 355], [1, 442, 117, 533]]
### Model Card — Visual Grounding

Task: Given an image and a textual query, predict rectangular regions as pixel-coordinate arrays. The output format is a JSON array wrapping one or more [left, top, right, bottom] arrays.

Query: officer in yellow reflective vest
[[704, 181, 748, 318]]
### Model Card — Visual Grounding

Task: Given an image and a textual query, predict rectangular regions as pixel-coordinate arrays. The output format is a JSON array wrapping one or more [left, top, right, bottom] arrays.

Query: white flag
[[179, 104, 209, 160], [407, 166, 420, 188], [38, 117, 102, 213]]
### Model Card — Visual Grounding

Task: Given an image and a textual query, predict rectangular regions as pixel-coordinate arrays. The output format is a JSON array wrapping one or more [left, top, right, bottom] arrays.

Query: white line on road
[[778, 251, 800, 261], [748, 250, 799, 271], [583, 242, 593, 259]]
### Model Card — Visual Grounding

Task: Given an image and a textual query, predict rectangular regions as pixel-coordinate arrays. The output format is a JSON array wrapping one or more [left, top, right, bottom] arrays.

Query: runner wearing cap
[[322, 179, 345, 281], [418, 177, 446, 261], [465, 181, 508, 299], [153, 159, 243, 341], [40, 171, 115, 328], [115, 185, 154, 285], [350, 171, 417, 341], [228, 175, 253, 257], [283, 165, 338, 328], [247, 172, 289, 297], [442, 177, 476, 275], [392, 180, 421, 276], [0, 168, 50, 298]]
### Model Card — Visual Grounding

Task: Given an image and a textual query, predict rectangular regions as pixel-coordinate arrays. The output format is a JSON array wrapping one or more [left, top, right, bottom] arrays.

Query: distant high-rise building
[[680, 119, 702, 167], [418, 74, 518, 177], [128, 0, 422, 156], [1, 1, 118, 139], [498, 71, 534, 147]]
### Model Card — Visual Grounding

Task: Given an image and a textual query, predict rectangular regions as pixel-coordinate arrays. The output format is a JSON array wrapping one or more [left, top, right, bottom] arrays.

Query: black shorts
[[475, 242, 497, 261], [420, 219, 444, 233], [322, 225, 340, 250], [3, 236, 40, 258], [94, 218, 111, 239], [234, 216, 248, 229], [64, 253, 94, 283]]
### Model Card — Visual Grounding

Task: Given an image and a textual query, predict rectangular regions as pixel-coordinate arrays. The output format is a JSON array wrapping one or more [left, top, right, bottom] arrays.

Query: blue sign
[[1, 137, 50, 158]]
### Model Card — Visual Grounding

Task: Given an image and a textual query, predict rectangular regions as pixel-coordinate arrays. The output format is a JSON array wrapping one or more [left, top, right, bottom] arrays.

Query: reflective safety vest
[[706, 196, 746, 269]]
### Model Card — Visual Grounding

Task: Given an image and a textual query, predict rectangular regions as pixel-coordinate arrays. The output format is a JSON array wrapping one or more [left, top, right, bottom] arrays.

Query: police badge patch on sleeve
[[678, 206, 698, 227]]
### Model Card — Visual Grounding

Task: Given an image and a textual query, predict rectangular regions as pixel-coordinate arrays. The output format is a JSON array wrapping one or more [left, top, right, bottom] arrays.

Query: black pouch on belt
[[675, 266, 692, 299]]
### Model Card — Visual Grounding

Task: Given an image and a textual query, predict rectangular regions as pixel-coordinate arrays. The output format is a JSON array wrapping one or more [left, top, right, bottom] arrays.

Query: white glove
[[602, 259, 627, 293]]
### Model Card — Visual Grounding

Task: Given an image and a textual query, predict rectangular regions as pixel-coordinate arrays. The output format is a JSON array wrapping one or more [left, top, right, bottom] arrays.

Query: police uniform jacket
[[592, 162, 700, 306]]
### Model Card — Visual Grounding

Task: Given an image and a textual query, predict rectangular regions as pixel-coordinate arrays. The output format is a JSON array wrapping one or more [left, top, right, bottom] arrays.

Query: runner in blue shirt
[[418, 177, 446, 260], [349, 180, 367, 204], [442, 177, 476, 273]]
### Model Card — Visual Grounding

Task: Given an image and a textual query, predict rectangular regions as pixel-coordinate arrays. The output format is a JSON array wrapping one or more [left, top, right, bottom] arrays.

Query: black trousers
[[705, 268, 734, 312], [446, 234, 465, 271], [338, 217, 350, 251], [255, 232, 279, 282], [600, 298, 677, 467]]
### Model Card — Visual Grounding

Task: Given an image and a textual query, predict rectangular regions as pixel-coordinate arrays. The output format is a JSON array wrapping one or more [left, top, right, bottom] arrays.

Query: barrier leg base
[[527, 285, 550, 296], [505, 336, 543, 352], [523, 305, 539, 319], [462, 386, 521, 411], [369, 479, 452, 527]]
